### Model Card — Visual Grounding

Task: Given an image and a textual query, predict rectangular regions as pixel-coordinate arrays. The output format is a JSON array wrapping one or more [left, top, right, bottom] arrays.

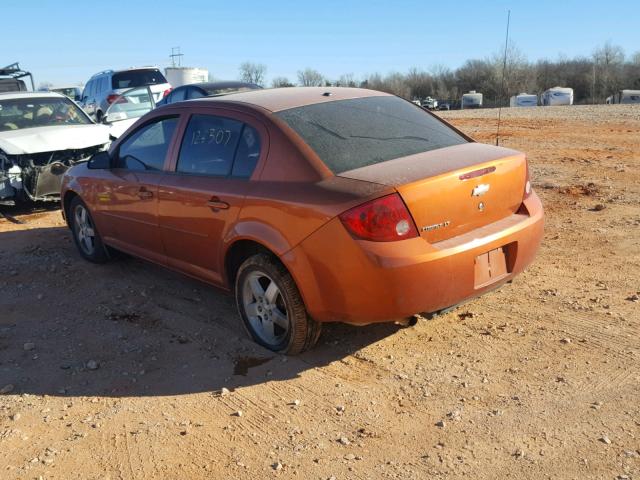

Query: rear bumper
[[283, 191, 544, 324]]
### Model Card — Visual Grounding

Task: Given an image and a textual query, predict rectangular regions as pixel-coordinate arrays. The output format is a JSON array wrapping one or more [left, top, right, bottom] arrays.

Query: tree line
[[238, 42, 640, 106]]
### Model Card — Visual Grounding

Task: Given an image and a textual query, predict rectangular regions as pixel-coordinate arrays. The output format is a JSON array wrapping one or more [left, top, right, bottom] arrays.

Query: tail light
[[163, 88, 172, 97], [339, 193, 418, 242], [106, 94, 120, 104], [524, 158, 532, 198]]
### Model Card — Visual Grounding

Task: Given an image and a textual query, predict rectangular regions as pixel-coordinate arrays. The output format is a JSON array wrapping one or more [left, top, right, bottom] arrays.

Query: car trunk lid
[[337, 143, 527, 243]]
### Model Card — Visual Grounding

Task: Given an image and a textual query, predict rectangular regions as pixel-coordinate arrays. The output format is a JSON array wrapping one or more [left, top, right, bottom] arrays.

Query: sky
[[5, 0, 639, 87]]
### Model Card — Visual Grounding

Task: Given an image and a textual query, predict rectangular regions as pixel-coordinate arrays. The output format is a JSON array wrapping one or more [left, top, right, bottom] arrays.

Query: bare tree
[[405, 67, 433, 100], [429, 64, 457, 101], [272, 76, 294, 88], [593, 41, 625, 67], [239, 62, 267, 86], [490, 41, 534, 106], [336, 73, 357, 87], [593, 42, 625, 100], [362, 72, 411, 98], [297, 68, 324, 87]]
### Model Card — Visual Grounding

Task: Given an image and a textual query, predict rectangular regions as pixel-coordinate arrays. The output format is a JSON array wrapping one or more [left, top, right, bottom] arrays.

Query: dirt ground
[[1, 105, 638, 480]]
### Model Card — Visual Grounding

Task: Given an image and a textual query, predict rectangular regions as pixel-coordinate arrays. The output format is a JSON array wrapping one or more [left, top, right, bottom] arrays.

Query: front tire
[[69, 197, 109, 263], [235, 253, 321, 355]]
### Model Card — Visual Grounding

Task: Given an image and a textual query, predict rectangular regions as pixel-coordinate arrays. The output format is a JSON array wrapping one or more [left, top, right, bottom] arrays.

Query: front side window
[[176, 114, 243, 176], [115, 117, 178, 171], [276, 96, 468, 174]]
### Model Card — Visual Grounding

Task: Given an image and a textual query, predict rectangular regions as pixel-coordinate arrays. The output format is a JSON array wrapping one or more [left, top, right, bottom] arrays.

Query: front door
[[96, 116, 180, 262], [158, 113, 263, 284]]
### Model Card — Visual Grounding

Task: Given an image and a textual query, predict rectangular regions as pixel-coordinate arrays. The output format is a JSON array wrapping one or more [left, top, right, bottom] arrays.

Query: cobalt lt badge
[[478, 201, 485, 212]]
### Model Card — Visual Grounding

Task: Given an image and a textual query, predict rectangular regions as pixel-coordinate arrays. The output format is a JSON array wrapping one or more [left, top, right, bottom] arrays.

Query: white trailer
[[541, 87, 573, 106], [164, 67, 209, 88], [461, 90, 483, 109], [606, 90, 640, 105], [510, 93, 537, 107]]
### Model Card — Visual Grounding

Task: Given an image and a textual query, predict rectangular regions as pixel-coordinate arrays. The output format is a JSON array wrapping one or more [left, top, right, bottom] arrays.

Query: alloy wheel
[[242, 271, 290, 346], [74, 204, 96, 256]]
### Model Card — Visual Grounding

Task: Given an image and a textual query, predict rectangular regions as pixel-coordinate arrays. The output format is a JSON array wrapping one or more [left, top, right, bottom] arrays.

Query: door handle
[[207, 197, 230, 211], [137, 187, 154, 200]]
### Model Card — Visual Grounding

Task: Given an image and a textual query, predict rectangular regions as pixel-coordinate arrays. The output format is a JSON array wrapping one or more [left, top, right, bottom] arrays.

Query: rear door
[[96, 115, 180, 262], [158, 111, 265, 284]]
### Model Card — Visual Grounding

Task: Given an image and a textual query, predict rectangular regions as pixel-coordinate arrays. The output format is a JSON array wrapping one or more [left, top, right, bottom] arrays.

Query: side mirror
[[87, 151, 111, 169]]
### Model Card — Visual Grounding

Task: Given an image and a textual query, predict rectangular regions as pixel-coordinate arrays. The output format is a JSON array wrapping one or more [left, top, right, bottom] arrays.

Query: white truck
[[421, 97, 438, 110]]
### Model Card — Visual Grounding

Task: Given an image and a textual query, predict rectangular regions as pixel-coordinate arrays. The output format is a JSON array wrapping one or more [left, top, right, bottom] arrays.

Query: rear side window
[[177, 115, 243, 176], [186, 87, 206, 100], [276, 96, 468, 174], [112, 69, 168, 89], [116, 117, 178, 171]]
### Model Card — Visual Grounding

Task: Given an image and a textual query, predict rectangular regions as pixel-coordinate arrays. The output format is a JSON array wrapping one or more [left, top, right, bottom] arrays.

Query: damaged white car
[[0, 92, 110, 204]]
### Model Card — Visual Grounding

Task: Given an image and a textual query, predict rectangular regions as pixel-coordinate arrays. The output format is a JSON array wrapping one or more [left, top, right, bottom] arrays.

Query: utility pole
[[169, 47, 183, 68]]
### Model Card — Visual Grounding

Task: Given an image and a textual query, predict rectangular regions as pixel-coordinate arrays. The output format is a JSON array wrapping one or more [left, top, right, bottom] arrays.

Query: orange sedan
[[61, 87, 543, 354]]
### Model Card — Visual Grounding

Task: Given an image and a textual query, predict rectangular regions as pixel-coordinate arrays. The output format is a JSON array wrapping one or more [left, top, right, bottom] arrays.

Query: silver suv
[[79, 67, 171, 121]]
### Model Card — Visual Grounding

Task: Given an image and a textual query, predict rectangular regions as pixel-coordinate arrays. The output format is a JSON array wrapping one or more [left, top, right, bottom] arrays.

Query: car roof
[[0, 91, 65, 100], [193, 87, 391, 113], [177, 81, 261, 91]]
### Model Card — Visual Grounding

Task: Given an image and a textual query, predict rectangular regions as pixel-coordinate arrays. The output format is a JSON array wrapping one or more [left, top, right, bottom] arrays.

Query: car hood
[[0, 124, 110, 155]]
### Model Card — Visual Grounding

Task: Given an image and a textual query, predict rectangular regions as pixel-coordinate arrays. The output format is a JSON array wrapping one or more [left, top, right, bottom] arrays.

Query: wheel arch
[[224, 239, 283, 291], [62, 190, 79, 227]]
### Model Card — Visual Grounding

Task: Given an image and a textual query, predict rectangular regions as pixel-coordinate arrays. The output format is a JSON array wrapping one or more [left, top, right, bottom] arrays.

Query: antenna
[[495, 10, 511, 146], [169, 47, 183, 67]]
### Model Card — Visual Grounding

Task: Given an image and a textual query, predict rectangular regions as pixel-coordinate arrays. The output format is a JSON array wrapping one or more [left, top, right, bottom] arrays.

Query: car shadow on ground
[[0, 202, 61, 223], [0, 221, 404, 398]]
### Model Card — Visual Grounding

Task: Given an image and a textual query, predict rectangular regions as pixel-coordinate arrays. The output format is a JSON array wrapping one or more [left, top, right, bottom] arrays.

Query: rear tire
[[69, 197, 110, 263], [235, 253, 321, 355]]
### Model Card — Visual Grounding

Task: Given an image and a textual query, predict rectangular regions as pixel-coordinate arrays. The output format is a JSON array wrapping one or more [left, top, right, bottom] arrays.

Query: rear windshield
[[111, 69, 167, 89], [276, 96, 467, 173]]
